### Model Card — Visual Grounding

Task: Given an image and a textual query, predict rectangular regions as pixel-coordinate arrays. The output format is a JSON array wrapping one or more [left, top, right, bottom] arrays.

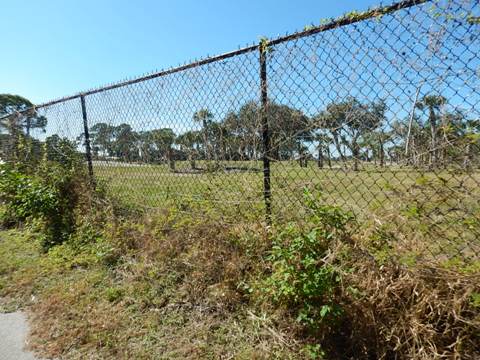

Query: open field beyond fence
[[95, 161, 480, 266], [1, 0, 479, 268]]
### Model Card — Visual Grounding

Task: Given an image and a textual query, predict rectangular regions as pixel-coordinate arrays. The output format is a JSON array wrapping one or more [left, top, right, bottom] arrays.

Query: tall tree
[[113, 124, 139, 162], [315, 98, 386, 171], [89, 123, 115, 158], [89, 123, 140, 162], [224, 101, 312, 162], [224, 103, 262, 160], [149, 128, 176, 170], [0, 94, 46, 135], [177, 130, 201, 169], [315, 106, 347, 166], [0, 94, 47, 165], [193, 109, 214, 160], [415, 95, 446, 168], [268, 103, 312, 162]]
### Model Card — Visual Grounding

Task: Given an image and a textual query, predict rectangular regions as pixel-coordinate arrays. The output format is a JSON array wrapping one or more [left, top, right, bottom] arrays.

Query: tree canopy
[[0, 94, 47, 135]]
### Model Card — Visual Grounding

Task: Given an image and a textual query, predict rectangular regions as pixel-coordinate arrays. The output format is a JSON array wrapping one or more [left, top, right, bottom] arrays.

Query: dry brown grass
[[21, 213, 298, 359], [1, 200, 479, 359], [336, 255, 480, 359]]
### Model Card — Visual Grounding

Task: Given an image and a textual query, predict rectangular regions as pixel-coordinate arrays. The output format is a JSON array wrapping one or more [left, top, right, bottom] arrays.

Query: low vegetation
[[0, 150, 479, 359]]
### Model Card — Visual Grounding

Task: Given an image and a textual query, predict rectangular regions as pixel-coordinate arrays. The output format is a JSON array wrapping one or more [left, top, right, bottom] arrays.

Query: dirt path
[[0, 312, 39, 360]]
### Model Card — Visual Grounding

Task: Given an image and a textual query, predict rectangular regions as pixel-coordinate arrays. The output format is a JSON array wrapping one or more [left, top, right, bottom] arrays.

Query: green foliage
[[302, 343, 326, 359], [44, 135, 83, 168], [471, 292, 480, 308], [0, 126, 93, 251], [0, 94, 47, 134], [314, 97, 386, 170], [0, 164, 56, 221], [367, 225, 395, 265], [260, 190, 353, 328], [467, 16, 480, 25], [0, 107, 96, 250], [259, 36, 270, 53], [105, 287, 124, 303], [0, 163, 80, 250], [402, 204, 421, 218]]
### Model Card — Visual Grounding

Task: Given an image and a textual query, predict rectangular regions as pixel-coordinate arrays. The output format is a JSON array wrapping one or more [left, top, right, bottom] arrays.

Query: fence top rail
[[0, 0, 430, 120]]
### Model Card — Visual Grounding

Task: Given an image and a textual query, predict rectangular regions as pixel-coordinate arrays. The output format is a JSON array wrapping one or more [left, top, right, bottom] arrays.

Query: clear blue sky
[[1, 0, 378, 104]]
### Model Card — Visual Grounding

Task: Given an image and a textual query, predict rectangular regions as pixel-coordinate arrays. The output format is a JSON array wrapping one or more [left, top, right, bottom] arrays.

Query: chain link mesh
[[1, 0, 479, 263]]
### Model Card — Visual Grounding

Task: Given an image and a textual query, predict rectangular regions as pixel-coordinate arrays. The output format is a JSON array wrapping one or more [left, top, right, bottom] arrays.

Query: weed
[[105, 287, 124, 303], [259, 190, 352, 329]]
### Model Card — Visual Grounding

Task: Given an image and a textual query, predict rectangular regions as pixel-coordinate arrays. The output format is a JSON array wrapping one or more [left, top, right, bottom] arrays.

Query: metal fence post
[[260, 42, 272, 223], [80, 95, 95, 185]]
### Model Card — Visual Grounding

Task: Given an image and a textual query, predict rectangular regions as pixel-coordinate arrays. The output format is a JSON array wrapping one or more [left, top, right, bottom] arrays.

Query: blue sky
[[1, 0, 378, 104]]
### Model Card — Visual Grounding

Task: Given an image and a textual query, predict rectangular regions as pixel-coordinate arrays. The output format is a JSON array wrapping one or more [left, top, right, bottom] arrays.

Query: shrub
[[261, 190, 354, 328], [0, 164, 58, 225], [0, 161, 90, 251]]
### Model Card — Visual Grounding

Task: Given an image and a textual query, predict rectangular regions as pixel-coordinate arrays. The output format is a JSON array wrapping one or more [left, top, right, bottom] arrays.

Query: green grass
[[94, 161, 479, 212], [0, 229, 41, 312], [94, 160, 480, 266]]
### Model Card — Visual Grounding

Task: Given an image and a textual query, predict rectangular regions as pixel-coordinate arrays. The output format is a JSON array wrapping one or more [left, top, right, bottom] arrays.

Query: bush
[[0, 130, 97, 250], [261, 190, 354, 328], [0, 161, 90, 251], [0, 164, 57, 222]]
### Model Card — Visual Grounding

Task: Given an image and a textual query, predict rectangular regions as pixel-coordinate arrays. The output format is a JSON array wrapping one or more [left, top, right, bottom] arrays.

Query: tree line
[[86, 95, 479, 171], [1, 93, 479, 172]]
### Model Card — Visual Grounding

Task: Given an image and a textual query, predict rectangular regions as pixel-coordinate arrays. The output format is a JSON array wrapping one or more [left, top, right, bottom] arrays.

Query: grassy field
[[93, 160, 480, 210], [93, 160, 480, 265]]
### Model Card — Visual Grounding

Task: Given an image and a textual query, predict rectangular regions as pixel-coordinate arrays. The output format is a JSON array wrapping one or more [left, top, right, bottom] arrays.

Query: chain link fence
[[1, 0, 479, 263]]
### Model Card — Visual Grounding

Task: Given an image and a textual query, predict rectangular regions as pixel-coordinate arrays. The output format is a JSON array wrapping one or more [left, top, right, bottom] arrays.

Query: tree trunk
[[202, 119, 209, 160], [220, 129, 226, 161], [331, 132, 346, 167], [405, 86, 421, 161], [429, 106, 437, 168], [168, 147, 175, 171], [317, 141, 323, 169], [379, 139, 384, 168], [352, 139, 359, 171], [326, 146, 332, 168], [411, 138, 417, 166], [463, 142, 471, 170], [26, 117, 31, 137], [297, 143, 307, 168]]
